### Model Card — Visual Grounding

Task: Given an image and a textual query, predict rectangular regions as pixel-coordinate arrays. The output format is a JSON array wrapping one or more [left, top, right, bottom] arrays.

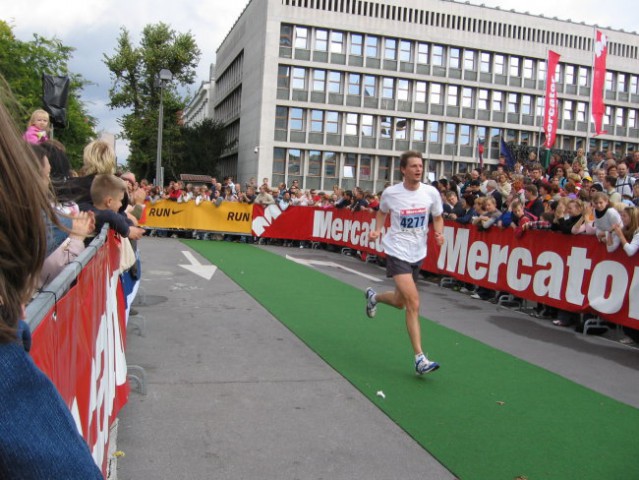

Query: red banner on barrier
[[252, 205, 639, 329], [31, 231, 129, 476]]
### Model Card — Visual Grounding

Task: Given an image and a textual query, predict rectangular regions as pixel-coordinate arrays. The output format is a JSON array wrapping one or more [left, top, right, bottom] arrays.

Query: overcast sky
[[3, 0, 637, 163]]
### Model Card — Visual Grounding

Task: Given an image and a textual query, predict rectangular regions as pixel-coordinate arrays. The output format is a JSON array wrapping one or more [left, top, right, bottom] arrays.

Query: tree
[[0, 21, 97, 169], [166, 119, 228, 180], [103, 23, 201, 182]]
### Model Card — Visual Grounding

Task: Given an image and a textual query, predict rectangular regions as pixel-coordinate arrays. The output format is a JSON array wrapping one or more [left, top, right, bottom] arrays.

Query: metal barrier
[[26, 225, 109, 331]]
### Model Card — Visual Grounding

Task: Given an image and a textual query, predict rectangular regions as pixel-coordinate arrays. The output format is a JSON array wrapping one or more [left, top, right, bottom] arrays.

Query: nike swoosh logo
[[171, 209, 183, 215]]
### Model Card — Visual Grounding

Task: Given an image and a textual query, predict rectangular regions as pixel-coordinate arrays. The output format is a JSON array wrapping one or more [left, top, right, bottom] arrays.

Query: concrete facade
[[212, 0, 639, 191]]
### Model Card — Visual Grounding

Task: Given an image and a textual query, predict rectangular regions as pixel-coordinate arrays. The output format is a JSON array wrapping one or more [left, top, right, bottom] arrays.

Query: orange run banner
[[141, 200, 253, 233]]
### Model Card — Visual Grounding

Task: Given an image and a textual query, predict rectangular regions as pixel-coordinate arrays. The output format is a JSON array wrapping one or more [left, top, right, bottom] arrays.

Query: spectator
[[278, 191, 292, 210], [496, 172, 512, 197], [610, 206, 639, 255], [335, 190, 353, 209], [529, 163, 545, 189], [524, 184, 544, 219], [603, 176, 622, 204], [89, 175, 144, 240], [443, 190, 466, 220], [55, 139, 117, 208], [615, 161, 635, 198], [254, 184, 275, 205], [474, 196, 501, 230], [22, 108, 50, 144], [592, 191, 623, 252], [485, 179, 503, 210], [350, 189, 369, 212], [0, 94, 103, 479]]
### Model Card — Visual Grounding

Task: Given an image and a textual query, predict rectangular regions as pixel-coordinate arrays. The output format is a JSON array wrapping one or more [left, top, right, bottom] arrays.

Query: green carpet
[[186, 240, 639, 480]]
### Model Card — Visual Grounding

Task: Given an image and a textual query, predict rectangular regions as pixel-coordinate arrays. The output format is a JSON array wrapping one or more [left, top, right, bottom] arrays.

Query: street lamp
[[155, 68, 173, 188]]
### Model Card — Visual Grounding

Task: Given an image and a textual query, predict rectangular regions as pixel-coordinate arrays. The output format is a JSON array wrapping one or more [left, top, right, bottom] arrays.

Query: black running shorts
[[385, 255, 424, 282]]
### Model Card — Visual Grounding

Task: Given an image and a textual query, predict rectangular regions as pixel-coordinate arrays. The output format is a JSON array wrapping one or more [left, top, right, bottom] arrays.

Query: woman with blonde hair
[[0, 97, 102, 477]]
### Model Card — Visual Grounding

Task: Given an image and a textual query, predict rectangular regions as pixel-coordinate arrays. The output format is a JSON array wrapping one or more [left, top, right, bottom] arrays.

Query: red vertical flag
[[543, 50, 561, 149], [592, 30, 608, 136]]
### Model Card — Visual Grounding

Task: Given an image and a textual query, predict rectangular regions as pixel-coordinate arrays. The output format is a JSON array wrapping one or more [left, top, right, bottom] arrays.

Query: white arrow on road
[[179, 251, 217, 280], [286, 255, 381, 282]]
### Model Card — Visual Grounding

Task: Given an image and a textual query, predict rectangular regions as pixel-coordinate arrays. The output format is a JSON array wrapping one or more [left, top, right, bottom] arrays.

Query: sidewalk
[[116, 239, 455, 480]]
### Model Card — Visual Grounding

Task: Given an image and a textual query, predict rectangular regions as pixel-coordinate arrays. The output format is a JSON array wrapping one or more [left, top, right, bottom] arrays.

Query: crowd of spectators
[[141, 148, 639, 344]]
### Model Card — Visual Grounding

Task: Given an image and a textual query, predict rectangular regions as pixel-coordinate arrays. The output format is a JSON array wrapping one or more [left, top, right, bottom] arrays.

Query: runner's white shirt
[[379, 182, 443, 263]]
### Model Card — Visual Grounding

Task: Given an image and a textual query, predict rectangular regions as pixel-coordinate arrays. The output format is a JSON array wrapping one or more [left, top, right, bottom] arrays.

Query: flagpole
[[585, 26, 596, 155]]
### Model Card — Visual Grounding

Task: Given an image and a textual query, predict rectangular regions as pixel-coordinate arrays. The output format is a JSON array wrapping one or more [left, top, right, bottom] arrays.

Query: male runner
[[365, 151, 445, 375]]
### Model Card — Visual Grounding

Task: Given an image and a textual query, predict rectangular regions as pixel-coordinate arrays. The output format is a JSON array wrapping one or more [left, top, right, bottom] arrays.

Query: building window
[[312, 70, 326, 92], [345, 113, 358, 135], [429, 121, 441, 143], [417, 43, 429, 64], [604, 106, 612, 125], [415, 81, 427, 103], [364, 75, 377, 97], [616, 107, 625, 126], [328, 71, 343, 93], [311, 110, 324, 132], [460, 124, 471, 146], [492, 91, 503, 111], [631, 76, 638, 95], [382, 77, 395, 99], [445, 123, 456, 144], [378, 156, 391, 182], [563, 100, 573, 120], [494, 54, 505, 75], [449, 48, 460, 69], [380, 116, 392, 138], [447, 85, 459, 106], [537, 97, 545, 117], [508, 93, 519, 113], [289, 109, 305, 133], [331, 31, 345, 54], [395, 118, 407, 139], [565, 65, 575, 85], [351, 33, 363, 56], [315, 29, 328, 51], [605, 71, 613, 91], [397, 79, 409, 101], [618, 73, 627, 93], [288, 149, 302, 175], [360, 155, 372, 180], [361, 115, 374, 136], [277, 65, 290, 88], [509, 56, 520, 77], [538, 60, 547, 81], [324, 152, 337, 178], [480, 52, 491, 73], [478, 89, 489, 110], [366, 35, 379, 57], [413, 119, 425, 141], [308, 150, 322, 176], [523, 58, 534, 79], [629, 109, 637, 128], [399, 40, 412, 62], [521, 95, 532, 115], [348, 73, 361, 95], [464, 50, 476, 70], [294, 26, 309, 49], [462, 87, 474, 108], [275, 106, 288, 130], [430, 83, 442, 104], [577, 102, 587, 122], [280, 25, 292, 47], [432, 45, 444, 66], [292, 67, 306, 89], [579, 67, 589, 87], [273, 148, 286, 174], [326, 111, 340, 134], [384, 38, 397, 60]]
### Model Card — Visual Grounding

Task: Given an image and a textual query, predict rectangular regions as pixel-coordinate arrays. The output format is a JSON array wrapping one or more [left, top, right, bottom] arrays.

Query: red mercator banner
[[592, 30, 608, 136], [31, 231, 129, 476], [251, 205, 639, 329], [543, 50, 561, 148]]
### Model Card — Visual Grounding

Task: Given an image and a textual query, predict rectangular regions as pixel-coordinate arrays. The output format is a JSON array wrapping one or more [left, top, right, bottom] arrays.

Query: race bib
[[399, 208, 427, 232]]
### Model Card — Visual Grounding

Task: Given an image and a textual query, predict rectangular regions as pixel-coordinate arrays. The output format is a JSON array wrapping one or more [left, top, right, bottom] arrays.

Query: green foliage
[[103, 23, 202, 182], [166, 118, 228, 181], [0, 20, 96, 168]]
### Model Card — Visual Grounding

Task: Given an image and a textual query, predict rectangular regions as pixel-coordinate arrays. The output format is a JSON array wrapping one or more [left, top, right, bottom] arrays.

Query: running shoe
[[415, 355, 440, 375], [365, 287, 377, 318]]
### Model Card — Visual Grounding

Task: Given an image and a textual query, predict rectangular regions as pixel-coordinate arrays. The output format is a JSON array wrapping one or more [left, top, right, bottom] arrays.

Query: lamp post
[[155, 68, 173, 188]]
